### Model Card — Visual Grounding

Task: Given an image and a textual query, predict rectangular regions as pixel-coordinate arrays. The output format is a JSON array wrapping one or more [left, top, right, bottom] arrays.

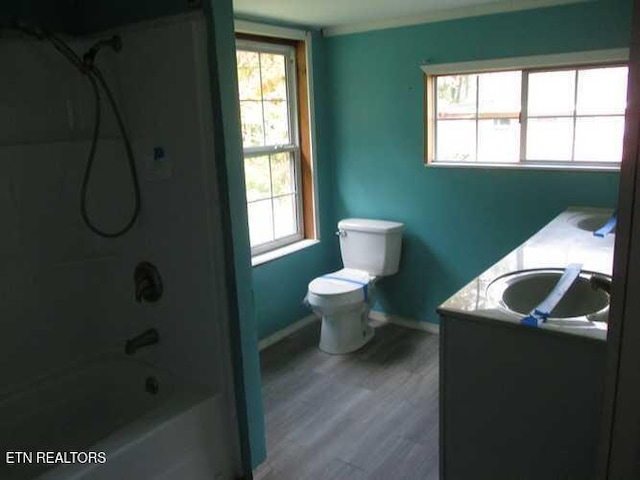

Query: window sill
[[425, 162, 620, 173], [252, 239, 320, 267]]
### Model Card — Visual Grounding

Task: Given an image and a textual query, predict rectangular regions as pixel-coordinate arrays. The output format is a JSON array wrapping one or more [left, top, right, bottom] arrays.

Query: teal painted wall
[[205, 0, 267, 468], [252, 31, 342, 340], [325, 0, 630, 324]]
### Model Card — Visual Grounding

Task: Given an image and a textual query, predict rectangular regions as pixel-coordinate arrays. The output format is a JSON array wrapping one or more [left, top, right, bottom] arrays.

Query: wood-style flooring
[[255, 319, 439, 480]]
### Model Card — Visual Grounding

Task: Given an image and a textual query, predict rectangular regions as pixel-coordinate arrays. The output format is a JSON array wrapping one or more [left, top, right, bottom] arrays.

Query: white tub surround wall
[[0, 37, 127, 393], [437, 206, 614, 341], [106, 13, 239, 397], [0, 12, 241, 480]]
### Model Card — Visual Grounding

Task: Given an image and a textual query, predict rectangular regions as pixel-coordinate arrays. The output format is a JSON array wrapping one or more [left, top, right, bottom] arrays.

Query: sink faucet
[[590, 274, 612, 295], [125, 328, 159, 355]]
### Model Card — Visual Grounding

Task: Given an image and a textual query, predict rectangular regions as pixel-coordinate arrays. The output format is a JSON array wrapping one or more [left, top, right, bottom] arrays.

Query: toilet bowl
[[307, 268, 376, 354], [306, 218, 404, 355]]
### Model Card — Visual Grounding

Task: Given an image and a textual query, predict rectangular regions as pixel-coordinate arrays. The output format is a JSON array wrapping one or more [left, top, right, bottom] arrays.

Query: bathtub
[[0, 357, 232, 480]]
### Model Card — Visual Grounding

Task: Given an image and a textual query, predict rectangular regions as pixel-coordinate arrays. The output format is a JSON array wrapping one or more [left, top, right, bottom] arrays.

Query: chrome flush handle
[[336, 230, 347, 237]]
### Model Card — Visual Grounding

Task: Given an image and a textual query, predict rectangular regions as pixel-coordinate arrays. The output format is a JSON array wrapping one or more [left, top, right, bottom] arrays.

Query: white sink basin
[[567, 212, 614, 233], [487, 269, 610, 321]]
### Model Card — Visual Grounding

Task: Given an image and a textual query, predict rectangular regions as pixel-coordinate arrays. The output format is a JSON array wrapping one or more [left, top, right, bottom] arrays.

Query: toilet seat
[[307, 268, 374, 309]]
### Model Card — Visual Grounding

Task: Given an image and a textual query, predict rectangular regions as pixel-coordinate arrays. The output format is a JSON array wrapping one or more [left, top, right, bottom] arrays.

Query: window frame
[[236, 38, 305, 256], [423, 49, 629, 170]]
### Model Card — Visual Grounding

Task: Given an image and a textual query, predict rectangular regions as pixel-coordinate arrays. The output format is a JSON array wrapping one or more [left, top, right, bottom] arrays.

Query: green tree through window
[[236, 40, 303, 253]]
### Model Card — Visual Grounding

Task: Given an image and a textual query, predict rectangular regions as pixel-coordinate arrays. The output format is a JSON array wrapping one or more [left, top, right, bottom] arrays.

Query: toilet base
[[318, 308, 374, 355]]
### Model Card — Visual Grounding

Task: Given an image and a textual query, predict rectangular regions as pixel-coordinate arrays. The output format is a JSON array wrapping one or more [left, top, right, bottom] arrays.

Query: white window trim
[[422, 49, 629, 170], [235, 20, 307, 41], [252, 239, 320, 267], [420, 49, 629, 76], [427, 161, 620, 172], [234, 21, 321, 260]]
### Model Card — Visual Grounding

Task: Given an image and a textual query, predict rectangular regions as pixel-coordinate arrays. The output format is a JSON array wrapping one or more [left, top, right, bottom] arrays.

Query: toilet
[[306, 218, 404, 354]]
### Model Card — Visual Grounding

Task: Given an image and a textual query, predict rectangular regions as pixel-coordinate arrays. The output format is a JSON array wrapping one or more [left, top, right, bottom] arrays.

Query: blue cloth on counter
[[521, 264, 582, 327], [594, 212, 617, 238]]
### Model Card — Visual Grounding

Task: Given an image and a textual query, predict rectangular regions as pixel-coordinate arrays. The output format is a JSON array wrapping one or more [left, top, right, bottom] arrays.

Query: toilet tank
[[338, 218, 404, 276]]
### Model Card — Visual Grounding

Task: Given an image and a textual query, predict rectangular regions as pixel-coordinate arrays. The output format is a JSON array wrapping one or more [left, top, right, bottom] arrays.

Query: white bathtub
[[0, 358, 231, 480]]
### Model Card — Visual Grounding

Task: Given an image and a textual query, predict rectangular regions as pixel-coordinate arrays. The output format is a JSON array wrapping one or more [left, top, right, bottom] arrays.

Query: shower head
[[83, 35, 122, 67]]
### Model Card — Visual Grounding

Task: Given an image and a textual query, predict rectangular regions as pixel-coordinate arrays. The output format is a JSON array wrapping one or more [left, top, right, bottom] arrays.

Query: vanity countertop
[[437, 207, 615, 341]]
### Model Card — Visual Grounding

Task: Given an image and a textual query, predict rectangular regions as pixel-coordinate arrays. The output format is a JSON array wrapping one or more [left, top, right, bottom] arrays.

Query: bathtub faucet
[[134, 262, 163, 303], [125, 328, 159, 355]]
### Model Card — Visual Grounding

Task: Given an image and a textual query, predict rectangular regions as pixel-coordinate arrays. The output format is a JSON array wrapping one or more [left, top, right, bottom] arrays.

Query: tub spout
[[590, 274, 612, 295], [125, 328, 159, 355]]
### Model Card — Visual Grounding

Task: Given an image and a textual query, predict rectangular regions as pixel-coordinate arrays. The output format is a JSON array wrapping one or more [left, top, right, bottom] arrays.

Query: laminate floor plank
[[258, 320, 439, 479]]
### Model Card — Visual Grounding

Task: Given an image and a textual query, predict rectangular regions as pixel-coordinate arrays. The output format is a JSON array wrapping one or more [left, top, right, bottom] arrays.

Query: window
[[425, 56, 628, 168], [236, 36, 315, 256]]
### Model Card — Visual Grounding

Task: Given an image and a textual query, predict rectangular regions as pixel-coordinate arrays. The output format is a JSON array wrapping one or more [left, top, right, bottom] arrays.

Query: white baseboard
[[259, 310, 438, 352], [258, 314, 320, 351], [369, 311, 440, 335]]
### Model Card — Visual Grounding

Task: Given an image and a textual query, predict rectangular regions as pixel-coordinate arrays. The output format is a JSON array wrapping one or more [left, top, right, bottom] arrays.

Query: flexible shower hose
[[13, 26, 141, 238]]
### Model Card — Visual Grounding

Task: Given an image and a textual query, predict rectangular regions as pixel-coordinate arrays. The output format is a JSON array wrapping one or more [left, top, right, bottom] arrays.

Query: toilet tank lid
[[338, 218, 404, 234]]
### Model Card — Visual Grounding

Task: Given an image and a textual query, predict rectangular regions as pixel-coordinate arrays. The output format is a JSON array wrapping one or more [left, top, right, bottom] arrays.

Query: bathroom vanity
[[437, 207, 614, 480]]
